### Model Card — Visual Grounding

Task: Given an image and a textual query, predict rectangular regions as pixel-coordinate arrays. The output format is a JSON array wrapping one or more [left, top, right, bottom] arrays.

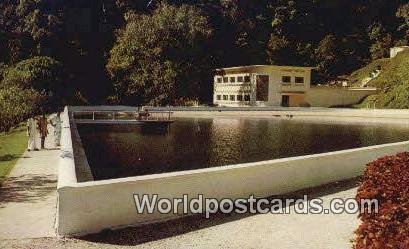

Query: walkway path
[[77, 179, 360, 249], [0, 124, 58, 239]]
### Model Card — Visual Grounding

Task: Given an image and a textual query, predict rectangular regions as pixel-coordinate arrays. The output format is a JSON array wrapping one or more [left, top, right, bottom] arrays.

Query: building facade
[[213, 65, 314, 107]]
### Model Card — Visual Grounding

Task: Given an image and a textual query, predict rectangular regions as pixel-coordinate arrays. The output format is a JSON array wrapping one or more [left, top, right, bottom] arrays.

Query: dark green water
[[77, 118, 409, 180]]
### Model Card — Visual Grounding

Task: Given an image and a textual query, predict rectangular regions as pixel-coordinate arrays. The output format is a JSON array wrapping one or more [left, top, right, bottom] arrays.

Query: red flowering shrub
[[354, 152, 409, 249]]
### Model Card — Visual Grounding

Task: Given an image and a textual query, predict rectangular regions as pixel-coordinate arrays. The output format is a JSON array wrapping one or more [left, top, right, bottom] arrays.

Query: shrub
[[354, 152, 409, 249], [1, 56, 67, 113], [2, 56, 63, 90], [174, 97, 199, 107], [0, 86, 43, 132]]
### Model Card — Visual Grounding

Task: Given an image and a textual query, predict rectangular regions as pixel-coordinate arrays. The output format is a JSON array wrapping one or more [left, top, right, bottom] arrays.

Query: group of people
[[27, 113, 62, 151]]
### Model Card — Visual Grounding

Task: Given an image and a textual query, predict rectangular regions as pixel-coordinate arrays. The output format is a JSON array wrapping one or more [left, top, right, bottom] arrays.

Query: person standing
[[27, 118, 39, 151], [37, 114, 49, 150], [50, 112, 62, 147]]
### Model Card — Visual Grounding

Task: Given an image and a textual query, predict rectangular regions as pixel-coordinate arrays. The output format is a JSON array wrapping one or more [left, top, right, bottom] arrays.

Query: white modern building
[[213, 65, 379, 107], [390, 46, 409, 58], [213, 65, 314, 107]]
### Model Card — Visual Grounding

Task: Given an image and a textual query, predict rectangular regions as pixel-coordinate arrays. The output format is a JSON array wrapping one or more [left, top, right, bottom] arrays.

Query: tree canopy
[[107, 4, 212, 105], [0, 56, 66, 131], [0, 0, 408, 112], [0, 86, 43, 132]]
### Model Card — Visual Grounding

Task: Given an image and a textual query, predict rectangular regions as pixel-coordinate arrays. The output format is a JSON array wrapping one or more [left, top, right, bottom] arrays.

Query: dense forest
[[0, 0, 409, 130]]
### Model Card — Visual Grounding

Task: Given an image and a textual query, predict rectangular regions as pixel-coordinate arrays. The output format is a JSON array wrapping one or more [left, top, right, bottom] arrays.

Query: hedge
[[354, 152, 409, 249]]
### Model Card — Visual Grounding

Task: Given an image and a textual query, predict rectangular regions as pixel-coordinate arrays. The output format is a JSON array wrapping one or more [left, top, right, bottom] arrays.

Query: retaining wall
[[305, 87, 377, 107]]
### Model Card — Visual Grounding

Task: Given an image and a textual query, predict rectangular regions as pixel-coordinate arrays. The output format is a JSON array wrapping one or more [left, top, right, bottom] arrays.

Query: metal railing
[[72, 110, 173, 122]]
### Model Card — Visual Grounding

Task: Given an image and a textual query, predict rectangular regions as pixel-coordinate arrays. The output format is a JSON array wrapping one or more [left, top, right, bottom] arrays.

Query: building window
[[237, 76, 244, 82], [223, 95, 228, 100], [230, 95, 235, 101], [216, 77, 222, 83], [244, 76, 251, 82], [216, 95, 221, 100], [230, 77, 236, 83], [295, 77, 304, 84], [244, 95, 250, 101], [282, 76, 291, 84], [237, 95, 243, 101], [223, 77, 228, 83]]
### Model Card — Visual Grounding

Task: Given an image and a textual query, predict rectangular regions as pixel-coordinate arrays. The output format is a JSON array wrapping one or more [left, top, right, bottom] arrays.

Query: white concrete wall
[[57, 139, 409, 236], [58, 107, 78, 188], [305, 87, 377, 107], [390, 46, 409, 58], [168, 109, 409, 125]]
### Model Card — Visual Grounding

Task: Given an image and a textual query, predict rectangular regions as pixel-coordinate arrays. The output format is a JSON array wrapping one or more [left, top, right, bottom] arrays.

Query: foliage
[[397, 3, 409, 40], [0, 86, 43, 132], [354, 152, 409, 249], [3, 56, 62, 90], [1, 56, 67, 112], [356, 50, 409, 108], [0, 0, 62, 63], [0, 56, 66, 131], [107, 3, 212, 105], [348, 59, 389, 87], [267, 35, 291, 65], [315, 34, 340, 77], [1, 0, 409, 105], [367, 23, 393, 60], [265, 0, 405, 80]]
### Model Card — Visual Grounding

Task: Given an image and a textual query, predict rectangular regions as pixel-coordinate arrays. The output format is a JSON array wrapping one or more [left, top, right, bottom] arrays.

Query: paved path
[[78, 180, 359, 249], [0, 124, 58, 239], [138, 185, 359, 249]]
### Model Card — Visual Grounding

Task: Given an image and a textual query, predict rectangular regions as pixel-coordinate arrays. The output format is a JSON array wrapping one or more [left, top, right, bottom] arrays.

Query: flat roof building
[[213, 65, 314, 107]]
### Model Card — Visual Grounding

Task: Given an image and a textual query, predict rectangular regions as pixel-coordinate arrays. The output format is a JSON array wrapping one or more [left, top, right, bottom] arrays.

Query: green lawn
[[349, 50, 409, 108], [348, 58, 389, 87], [0, 125, 27, 185]]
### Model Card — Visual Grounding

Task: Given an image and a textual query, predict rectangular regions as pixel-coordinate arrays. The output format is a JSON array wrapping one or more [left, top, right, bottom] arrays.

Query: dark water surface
[[77, 118, 409, 180]]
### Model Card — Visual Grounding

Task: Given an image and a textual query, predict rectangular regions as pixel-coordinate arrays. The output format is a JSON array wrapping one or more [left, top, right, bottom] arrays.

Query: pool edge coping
[[59, 106, 409, 189]]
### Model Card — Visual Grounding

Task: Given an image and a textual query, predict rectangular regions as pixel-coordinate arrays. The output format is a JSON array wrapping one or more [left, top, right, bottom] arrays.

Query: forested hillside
[[0, 0, 409, 130], [353, 50, 409, 109]]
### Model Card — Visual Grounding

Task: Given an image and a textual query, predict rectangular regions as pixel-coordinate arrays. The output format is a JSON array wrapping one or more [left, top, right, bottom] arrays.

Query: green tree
[[315, 34, 340, 78], [0, 0, 62, 60], [267, 34, 291, 65], [368, 22, 393, 60], [397, 3, 409, 41], [0, 86, 43, 132], [107, 3, 212, 105], [1, 56, 67, 112]]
